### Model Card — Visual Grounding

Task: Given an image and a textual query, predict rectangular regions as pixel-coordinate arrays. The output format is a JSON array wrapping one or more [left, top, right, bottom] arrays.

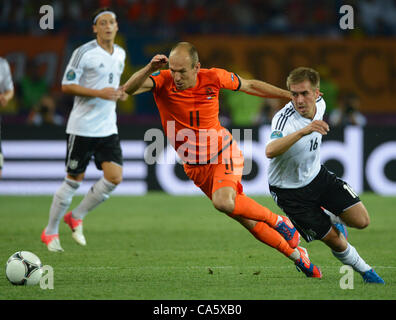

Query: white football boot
[[64, 212, 87, 246], [41, 229, 64, 252]]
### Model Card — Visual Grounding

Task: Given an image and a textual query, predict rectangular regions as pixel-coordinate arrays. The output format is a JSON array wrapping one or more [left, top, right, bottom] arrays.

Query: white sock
[[72, 177, 117, 220], [332, 243, 371, 274], [45, 178, 81, 235]]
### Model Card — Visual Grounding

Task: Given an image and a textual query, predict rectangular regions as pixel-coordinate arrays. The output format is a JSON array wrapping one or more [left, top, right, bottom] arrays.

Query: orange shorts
[[183, 140, 244, 199]]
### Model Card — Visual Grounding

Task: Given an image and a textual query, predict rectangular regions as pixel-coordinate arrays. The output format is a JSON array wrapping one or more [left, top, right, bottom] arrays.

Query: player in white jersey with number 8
[[41, 7, 127, 252], [266, 67, 384, 283]]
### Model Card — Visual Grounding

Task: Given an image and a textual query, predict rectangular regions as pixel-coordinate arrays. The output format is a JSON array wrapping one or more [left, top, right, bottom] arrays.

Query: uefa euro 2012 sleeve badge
[[66, 69, 76, 81], [270, 130, 283, 139]]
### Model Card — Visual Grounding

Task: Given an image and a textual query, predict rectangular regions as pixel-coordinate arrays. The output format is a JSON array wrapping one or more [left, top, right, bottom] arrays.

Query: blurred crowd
[[1, 0, 395, 127], [1, 58, 68, 127], [1, 0, 396, 37]]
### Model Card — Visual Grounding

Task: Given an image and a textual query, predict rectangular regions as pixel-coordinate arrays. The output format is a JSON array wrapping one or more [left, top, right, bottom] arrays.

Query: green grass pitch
[[0, 192, 395, 300]]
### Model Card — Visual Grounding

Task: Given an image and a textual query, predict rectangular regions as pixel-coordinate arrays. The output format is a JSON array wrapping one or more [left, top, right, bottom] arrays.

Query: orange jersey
[[150, 68, 241, 163]]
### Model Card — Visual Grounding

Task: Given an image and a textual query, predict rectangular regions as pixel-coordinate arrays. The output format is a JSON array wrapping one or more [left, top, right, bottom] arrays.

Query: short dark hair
[[92, 7, 113, 25]]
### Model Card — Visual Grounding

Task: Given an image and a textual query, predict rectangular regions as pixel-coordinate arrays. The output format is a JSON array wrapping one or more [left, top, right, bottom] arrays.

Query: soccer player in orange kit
[[121, 42, 322, 278]]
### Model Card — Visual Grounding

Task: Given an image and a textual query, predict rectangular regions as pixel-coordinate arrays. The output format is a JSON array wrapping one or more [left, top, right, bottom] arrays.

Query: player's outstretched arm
[[239, 78, 292, 100], [62, 84, 123, 101], [121, 54, 168, 95], [0, 89, 14, 107], [266, 120, 329, 158]]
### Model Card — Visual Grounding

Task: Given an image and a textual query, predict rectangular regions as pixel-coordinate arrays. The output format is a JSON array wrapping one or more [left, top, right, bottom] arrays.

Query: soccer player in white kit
[[266, 67, 384, 283], [0, 57, 14, 179], [41, 8, 127, 252]]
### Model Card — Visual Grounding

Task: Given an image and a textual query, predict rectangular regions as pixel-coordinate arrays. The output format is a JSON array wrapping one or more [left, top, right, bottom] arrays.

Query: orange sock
[[250, 221, 295, 258], [232, 194, 279, 227]]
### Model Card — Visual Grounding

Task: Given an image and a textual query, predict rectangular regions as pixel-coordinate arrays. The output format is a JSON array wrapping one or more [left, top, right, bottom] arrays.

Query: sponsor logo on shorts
[[305, 229, 317, 239]]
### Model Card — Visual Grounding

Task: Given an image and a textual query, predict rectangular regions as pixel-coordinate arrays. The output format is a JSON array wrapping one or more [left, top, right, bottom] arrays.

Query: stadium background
[[0, 0, 395, 196]]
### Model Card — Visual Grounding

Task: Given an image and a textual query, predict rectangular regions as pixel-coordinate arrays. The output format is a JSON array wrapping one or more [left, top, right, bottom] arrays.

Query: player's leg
[[214, 143, 282, 224], [233, 215, 321, 278], [321, 226, 384, 283], [321, 174, 384, 283], [70, 161, 122, 221], [212, 143, 291, 228], [211, 152, 300, 248], [64, 162, 121, 246], [272, 181, 380, 282], [233, 215, 296, 259], [183, 160, 319, 277], [321, 171, 368, 230], [212, 181, 299, 251], [183, 161, 299, 251], [42, 134, 90, 252], [230, 193, 300, 246], [41, 174, 84, 251], [320, 225, 348, 252], [212, 186, 278, 226], [322, 207, 348, 239], [64, 135, 123, 246], [269, 185, 336, 276], [339, 202, 370, 229]]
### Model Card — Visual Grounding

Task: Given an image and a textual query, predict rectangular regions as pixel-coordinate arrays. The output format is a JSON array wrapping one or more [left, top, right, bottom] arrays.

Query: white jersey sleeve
[[0, 58, 14, 93], [267, 98, 326, 188], [61, 47, 88, 86], [266, 104, 296, 146]]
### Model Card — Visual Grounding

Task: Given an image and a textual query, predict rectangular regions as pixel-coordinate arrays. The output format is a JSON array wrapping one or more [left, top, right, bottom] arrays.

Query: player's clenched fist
[[303, 120, 330, 136], [98, 87, 123, 101], [149, 54, 168, 72]]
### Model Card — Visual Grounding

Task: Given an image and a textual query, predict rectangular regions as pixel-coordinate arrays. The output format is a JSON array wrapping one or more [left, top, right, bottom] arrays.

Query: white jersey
[[62, 40, 125, 137], [267, 97, 326, 188], [0, 57, 14, 93]]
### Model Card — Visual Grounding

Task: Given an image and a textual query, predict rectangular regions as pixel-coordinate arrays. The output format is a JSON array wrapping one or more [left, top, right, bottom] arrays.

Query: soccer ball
[[5, 251, 43, 286]]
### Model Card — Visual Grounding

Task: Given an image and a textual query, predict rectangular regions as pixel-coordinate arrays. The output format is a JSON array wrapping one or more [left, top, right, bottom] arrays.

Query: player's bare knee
[[67, 173, 85, 182], [212, 197, 234, 214], [212, 188, 236, 214], [106, 175, 122, 185], [355, 215, 370, 229], [346, 213, 370, 229]]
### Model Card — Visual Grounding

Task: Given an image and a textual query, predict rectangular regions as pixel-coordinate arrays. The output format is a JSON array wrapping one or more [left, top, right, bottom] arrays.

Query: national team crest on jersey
[[66, 69, 76, 81], [270, 130, 283, 139]]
